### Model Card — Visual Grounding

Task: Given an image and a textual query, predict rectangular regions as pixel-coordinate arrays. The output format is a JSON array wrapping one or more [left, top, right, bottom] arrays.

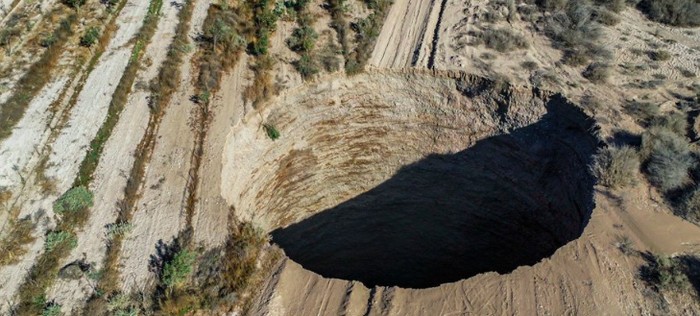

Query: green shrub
[[44, 231, 77, 252], [162, 249, 196, 288], [62, 0, 86, 9], [480, 28, 529, 52], [80, 27, 100, 47], [263, 123, 280, 140], [582, 62, 611, 83], [642, 254, 691, 291], [53, 186, 93, 215], [648, 49, 671, 61], [42, 303, 62, 316], [106, 222, 134, 239], [641, 127, 694, 192], [287, 25, 318, 52], [40, 34, 57, 48], [591, 145, 640, 189], [637, 0, 700, 27], [293, 53, 319, 79]]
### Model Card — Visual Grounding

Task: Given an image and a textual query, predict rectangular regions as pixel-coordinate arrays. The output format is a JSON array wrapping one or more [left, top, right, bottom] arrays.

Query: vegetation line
[[83, 0, 197, 313], [73, 0, 164, 188], [8, 0, 158, 314], [0, 11, 77, 141]]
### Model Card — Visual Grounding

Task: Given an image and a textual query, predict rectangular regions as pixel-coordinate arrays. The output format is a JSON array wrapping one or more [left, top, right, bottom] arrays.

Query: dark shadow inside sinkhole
[[271, 98, 600, 289]]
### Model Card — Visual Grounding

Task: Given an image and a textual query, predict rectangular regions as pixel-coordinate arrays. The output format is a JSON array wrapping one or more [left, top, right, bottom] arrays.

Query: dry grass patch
[[0, 14, 76, 141], [591, 145, 640, 189], [0, 218, 36, 266]]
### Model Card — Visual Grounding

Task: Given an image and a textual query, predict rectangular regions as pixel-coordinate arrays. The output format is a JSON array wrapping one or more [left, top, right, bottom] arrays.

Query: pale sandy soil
[[45, 0, 198, 311], [0, 0, 149, 310], [191, 55, 250, 247], [0, 0, 60, 104], [368, 0, 438, 68], [118, 0, 212, 292]]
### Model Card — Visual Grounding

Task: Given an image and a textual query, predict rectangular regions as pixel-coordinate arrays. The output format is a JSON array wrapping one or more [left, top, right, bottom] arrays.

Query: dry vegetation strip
[[83, 1, 197, 314], [73, 0, 164, 188], [0, 11, 76, 141], [9, 0, 151, 313], [155, 3, 271, 313], [326, 0, 392, 74]]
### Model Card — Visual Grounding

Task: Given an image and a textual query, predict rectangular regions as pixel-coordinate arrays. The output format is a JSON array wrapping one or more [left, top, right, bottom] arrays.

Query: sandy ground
[[191, 55, 249, 247], [368, 0, 439, 68], [0, 76, 68, 189], [118, 0, 212, 292], [0, 0, 60, 105], [45, 0, 197, 311], [0, 0, 149, 310]]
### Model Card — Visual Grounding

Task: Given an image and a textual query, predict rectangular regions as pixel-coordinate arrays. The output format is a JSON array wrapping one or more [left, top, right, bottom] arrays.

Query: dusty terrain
[[0, 0, 699, 315]]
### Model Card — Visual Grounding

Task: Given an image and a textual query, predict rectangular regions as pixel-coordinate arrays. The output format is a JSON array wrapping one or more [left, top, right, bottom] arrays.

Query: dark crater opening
[[272, 99, 600, 289]]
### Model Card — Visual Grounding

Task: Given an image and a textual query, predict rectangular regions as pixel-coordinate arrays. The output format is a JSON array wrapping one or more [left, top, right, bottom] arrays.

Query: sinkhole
[[225, 72, 600, 289]]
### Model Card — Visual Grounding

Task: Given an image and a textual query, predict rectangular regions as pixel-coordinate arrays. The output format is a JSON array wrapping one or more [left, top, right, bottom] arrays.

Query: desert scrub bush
[[616, 235, 634, 255], [44, 231, 77, 252], [521, 60, 538, 71], [680, 187, 700, 222], [623, 100, 662, 124], [641, 127, 695, 192], [162, 249, 196, 289], [53, 186, 93, 228], [591, 145, 640, 189], [545, 1, 609, 64], [319, 40, 341, 72], [648, 49, 671, 61], [62, 0, 86, 9], [287, 25, 318, 52], [247, 0, 279, 56], [80, 27, 101, 47], [39, 34, 57, 48], [594, 8, 621, 25], [640, 253, 692, 291], [263, 123, 281, 140], [582, 62, 611, 83], [53, 186, 93, 215], [561, 49, 590, 66], [41, 302, 62, 316], [193, 221, 267, 309], [636, 0, 700, 27], [106, 222, 134, 239], [294, 54, 319, 79], [479, 28, 529, 52], [0, 218, 36, 266], [648, 111, 687, 136], [244, 55, 277, 106]]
